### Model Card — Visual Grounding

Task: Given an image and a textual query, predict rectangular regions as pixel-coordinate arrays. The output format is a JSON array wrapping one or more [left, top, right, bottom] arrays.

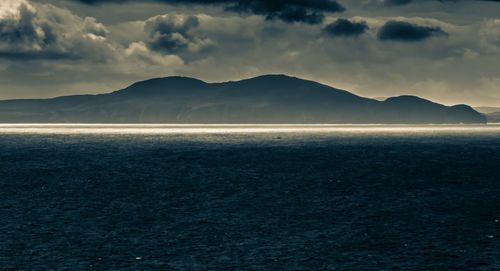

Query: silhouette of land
[[0, 75, 486, 123]]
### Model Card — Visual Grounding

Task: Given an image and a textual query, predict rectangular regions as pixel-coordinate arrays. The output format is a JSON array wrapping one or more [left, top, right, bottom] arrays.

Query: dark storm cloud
[[0, 4, 55, 52], [142, 14, 214, 62], [145, 14, 200, 53], [0, 1, 113, 60], [323, 18, 368, 37], [73, 0, 345, 24], [378, 21, 448, 42], [383, 0, 412, 6]]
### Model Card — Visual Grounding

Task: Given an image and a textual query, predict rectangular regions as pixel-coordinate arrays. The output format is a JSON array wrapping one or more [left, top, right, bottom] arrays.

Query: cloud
[[144, 14, 214, 58], [0, 1, 52, 53], [83, 17, 108, 37], [372, 0, 500, 7], [323, 18, 368, 37], [0, 0, 113, 60], [383, 0, 413, 6], [72, 0, 345, 24], [479, 19, 500, 51], [121, 41, 185, 72], [378, 20, 448, 42], [2, 0, 500, 107]]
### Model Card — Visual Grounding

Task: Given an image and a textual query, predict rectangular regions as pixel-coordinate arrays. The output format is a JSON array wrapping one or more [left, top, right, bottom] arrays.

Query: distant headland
[[0, 75, 487, 124]]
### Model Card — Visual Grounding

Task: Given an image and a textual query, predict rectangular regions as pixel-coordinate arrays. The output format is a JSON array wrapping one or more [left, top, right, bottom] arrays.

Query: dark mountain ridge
[[0, 74, 486, 123]]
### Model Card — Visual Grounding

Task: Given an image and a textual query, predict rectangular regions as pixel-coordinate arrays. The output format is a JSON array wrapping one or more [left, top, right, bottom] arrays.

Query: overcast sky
[[1, 0, 500, 106]]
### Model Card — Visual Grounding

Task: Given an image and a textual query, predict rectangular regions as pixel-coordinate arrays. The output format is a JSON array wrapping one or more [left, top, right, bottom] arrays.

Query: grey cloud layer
[[379, 0, 499, 6], [73, 0, 345, 24]]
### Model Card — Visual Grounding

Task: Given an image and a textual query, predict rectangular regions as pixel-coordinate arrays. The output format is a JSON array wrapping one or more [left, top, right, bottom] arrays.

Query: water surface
[[1, 124, 499, 270]]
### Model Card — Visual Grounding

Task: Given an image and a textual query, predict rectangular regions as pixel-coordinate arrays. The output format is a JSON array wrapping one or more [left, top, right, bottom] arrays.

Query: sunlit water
[[1, 124, 499, 270], [0, 123, 499, 135]]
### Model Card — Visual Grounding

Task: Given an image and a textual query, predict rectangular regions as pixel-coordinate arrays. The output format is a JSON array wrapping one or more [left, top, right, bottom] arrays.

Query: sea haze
[[1, 124, 499, 270]]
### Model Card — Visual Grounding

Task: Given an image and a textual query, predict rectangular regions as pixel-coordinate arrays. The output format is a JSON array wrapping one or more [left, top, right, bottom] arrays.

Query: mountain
[[0, 75, 486, 124]]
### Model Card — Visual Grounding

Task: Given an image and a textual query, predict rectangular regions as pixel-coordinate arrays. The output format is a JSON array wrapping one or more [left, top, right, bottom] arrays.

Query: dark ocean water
[[1, 125, 500, 270]]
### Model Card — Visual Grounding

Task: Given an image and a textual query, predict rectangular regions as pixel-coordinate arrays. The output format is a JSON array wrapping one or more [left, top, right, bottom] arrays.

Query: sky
[[0, 0, 500, 106]]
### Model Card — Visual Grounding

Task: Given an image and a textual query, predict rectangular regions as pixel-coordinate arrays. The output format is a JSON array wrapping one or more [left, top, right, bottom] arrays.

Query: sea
[[1, 124, 499, 270]]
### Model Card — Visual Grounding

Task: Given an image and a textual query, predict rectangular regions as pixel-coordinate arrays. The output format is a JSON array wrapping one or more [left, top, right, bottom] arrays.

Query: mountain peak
[[115, 76, 208, 96], [127, 76, 207, 89], [252, 74, 298, 80], [384, 95, 433, 103]]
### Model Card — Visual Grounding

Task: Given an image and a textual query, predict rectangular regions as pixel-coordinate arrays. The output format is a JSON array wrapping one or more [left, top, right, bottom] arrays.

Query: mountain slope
[[0, 75, 486, 123]]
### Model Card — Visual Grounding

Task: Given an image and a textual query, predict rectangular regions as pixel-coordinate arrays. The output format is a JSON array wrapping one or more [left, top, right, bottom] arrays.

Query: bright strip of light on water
[[0, 124, 499, 134]]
